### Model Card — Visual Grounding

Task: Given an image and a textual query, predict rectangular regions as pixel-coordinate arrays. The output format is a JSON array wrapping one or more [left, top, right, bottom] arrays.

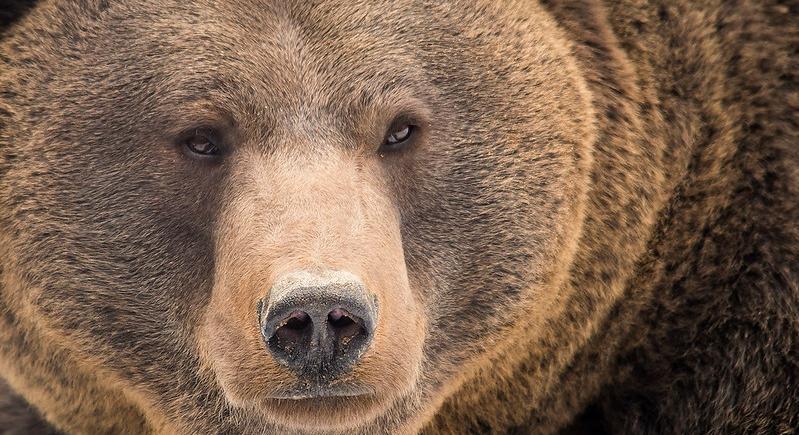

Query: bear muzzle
[[258, 270, 379, 397]]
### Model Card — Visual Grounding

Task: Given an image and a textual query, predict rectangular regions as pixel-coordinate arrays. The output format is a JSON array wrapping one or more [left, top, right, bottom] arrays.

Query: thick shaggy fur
[[1, 1, 797, 434]]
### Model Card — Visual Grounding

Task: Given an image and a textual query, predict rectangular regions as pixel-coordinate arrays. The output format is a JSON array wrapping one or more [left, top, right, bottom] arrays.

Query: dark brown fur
[[0, 1, 797, 434]]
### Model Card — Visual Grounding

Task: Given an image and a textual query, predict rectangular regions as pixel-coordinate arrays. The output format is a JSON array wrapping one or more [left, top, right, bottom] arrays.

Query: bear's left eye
[[381, 122, 416, 152], [184, 134, 220, 156]]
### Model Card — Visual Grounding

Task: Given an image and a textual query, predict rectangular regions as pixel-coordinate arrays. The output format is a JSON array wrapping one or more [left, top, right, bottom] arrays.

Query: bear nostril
[[328, 308, 347, 323], [270, 311, 313, 354], [327, 308, 363, 339], [284, 311, 312, 331]]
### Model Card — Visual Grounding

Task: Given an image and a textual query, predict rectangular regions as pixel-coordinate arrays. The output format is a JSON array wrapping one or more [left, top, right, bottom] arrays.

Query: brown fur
[[0, 0, 797, 434]]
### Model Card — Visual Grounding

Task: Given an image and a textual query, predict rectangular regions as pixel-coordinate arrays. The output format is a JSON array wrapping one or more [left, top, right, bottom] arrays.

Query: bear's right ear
[[0, 0, 40, 37]]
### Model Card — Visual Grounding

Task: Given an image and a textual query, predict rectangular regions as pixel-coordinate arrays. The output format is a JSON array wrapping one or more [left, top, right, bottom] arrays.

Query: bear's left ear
[[0, 0, 40, 37]]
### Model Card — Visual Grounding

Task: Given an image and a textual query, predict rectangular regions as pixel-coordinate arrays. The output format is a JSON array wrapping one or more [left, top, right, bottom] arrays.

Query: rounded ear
[[0, 0, 40, 37]]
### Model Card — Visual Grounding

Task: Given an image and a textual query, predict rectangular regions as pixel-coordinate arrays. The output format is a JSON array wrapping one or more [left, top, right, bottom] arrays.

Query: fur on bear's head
[[0, 0, 596, 433]]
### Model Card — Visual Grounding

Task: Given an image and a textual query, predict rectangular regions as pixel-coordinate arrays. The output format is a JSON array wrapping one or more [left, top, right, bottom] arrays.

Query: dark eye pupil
[[186, 135, 217, 155]]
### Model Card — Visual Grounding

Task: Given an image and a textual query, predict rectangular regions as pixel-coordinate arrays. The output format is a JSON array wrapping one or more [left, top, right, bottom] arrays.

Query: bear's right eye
[[184, 134, 220, 157]]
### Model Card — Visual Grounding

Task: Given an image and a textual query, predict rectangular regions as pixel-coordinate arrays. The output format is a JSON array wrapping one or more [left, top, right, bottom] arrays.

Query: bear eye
[[381, 122, 416, 151], [184, 134, 220, 156]]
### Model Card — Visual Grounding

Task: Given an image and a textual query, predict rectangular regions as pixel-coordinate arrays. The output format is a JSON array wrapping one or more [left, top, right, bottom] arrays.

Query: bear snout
[[259, 270, 379, 385]]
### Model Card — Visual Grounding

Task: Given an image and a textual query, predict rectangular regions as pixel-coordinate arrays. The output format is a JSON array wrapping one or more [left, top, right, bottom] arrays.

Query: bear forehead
[[16, 0, 580, 154], [68, 1, 430, 103], [38, 0, 465, 139]]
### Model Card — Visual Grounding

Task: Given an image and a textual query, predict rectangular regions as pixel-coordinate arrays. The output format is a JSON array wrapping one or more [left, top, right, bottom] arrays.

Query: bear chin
[[238, 394, 389, 431]]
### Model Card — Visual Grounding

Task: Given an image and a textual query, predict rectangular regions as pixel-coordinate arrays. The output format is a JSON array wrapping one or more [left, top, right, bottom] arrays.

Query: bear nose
[[260, 272, 378, 379]]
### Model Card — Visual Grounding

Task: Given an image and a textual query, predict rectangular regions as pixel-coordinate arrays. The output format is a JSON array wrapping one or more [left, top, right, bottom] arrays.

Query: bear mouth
[[265, 383, 373, 400]]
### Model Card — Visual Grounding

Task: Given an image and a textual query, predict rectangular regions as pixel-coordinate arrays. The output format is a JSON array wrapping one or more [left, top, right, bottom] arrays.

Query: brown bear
[[1, 0, 797, 433]]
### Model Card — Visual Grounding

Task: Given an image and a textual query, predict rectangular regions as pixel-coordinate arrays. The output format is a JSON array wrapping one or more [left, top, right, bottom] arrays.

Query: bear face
[[0, 0, 595, 432]]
